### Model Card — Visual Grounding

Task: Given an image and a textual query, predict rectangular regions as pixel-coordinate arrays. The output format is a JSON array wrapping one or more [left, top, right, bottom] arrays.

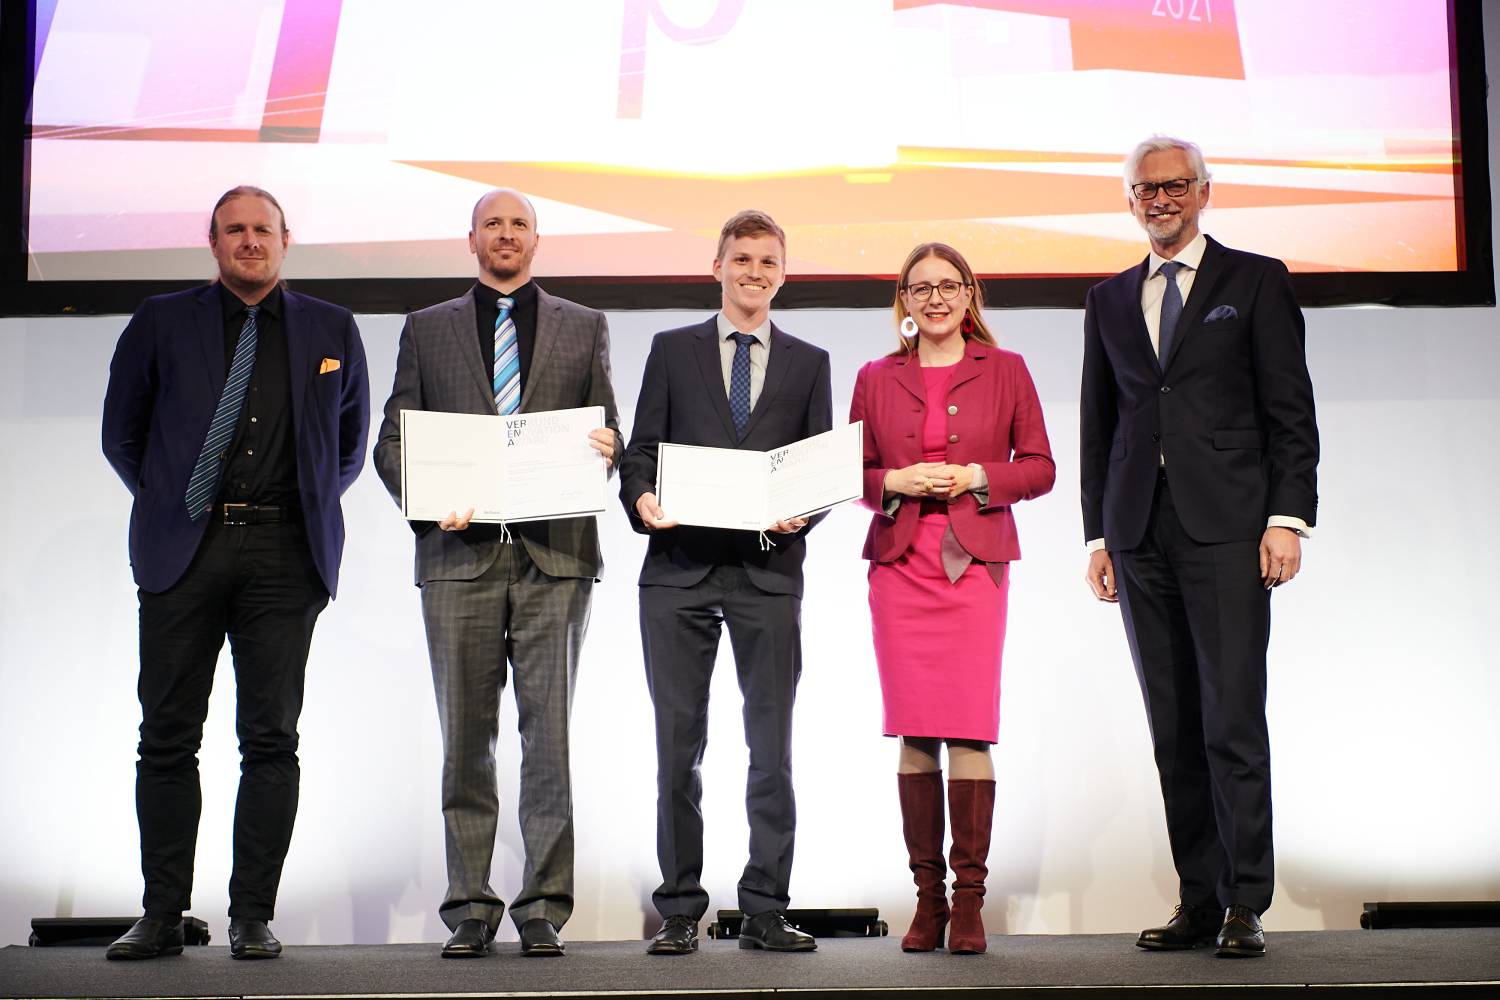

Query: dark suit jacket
[[373, 284, 621, 584], [618, 318, 833, 597], [1080, 235, 1319, 550], [102, 283, 370, 596], [851, 344, 1054, 564]]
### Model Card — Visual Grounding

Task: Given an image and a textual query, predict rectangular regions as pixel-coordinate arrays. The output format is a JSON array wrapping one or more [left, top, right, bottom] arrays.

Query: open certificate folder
[[400, 406, 607, 523], [655, 422, 863, 532]]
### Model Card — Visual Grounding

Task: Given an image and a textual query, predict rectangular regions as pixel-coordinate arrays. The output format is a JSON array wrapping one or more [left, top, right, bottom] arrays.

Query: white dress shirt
[[716, 312, 770, 409]]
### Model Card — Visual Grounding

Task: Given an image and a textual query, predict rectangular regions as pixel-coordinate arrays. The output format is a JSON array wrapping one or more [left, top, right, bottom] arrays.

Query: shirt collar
[[475, 278, 536, 309], [1148, 231, 1207, 278], [219, 282, 282, 320], [716, 311, 771, 347]]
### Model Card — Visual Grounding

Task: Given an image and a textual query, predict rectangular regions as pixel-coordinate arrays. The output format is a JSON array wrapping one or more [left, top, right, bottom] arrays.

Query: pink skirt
[[868, 513, 1008, 743]]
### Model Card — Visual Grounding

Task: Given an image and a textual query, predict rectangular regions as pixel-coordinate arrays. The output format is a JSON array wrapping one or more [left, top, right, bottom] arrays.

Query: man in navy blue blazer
[[101, 186, 369, 961], [1081, 138, 1318, 959]]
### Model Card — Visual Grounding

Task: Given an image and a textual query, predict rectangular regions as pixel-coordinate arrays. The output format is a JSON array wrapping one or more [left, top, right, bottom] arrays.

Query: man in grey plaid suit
[[373, 189, 621, 959]]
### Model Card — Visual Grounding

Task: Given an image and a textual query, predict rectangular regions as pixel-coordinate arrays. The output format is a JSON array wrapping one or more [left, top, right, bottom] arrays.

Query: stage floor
[[2, 929, 1498, 999]]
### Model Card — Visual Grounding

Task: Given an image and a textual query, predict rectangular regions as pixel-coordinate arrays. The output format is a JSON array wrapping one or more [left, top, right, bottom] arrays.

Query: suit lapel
[[692, 319, 738, 441], [522, 288, 561, 412], [448, 287, 493, 412], [284, 290, 311, 435], [893, 352, 925, 404], [1122, 257, 1163, 377], [1162, 236, 1227, 373], [740, 321, 792, 441], [195, 284, 226, 400], [947, 345, 989, 394]]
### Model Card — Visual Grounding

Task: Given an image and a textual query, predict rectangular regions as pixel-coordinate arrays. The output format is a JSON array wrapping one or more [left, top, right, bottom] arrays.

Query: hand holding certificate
[[654, 422, 862, 532], [400, 406, 608, 524]]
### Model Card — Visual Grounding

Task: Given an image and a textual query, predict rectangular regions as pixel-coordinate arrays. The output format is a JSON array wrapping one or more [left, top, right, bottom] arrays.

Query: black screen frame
[[1, 0, 1491, 317]]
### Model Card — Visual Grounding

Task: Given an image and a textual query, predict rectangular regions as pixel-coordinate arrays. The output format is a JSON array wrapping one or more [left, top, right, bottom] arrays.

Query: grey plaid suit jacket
[[374, 284, 622, 583]]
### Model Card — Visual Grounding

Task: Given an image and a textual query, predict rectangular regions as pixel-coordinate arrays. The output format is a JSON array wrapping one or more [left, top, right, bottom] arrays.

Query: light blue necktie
[[493, 296, 519, 415], [728, 332, 755, 437], [1157, 260, 1186, 362], [184, 306, 259, 520]]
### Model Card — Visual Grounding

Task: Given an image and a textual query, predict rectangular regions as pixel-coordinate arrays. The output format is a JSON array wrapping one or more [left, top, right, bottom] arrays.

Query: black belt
[[220, 503, 301, 525]]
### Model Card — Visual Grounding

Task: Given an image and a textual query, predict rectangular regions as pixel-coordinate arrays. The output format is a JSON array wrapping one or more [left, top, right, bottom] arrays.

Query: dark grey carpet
[[1, 930, 1497, 999]]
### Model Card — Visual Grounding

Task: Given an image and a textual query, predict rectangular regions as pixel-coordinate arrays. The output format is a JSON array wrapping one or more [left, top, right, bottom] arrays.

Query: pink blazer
[[849, 343, 1055, 564]]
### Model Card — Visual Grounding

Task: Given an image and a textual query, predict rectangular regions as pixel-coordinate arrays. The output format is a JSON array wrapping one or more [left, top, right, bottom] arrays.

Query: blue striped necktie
[[184, 305, 259, 520], [493, 296, 520, 415], [728, 332, 755, 437], [1157, 260, 1186, 361]]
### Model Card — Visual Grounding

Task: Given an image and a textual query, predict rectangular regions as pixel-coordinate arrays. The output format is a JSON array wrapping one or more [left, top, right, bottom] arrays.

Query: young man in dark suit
[[1080, 137, 1319, 958], [620, 210, 832, 955], [101, 186, 370, 960]]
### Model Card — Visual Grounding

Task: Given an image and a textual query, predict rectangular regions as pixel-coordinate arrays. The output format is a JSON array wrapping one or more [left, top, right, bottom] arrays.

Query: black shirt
[[216, 284, 300, 508], [473, 280, 539, 402]]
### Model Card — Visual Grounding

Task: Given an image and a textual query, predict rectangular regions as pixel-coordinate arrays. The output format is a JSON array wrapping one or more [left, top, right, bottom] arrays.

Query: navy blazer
[[618, 317, 832, 597], [102, 284, 370, 596], [1080, 235, 1319, 550], [851, 343, 1054, 564]]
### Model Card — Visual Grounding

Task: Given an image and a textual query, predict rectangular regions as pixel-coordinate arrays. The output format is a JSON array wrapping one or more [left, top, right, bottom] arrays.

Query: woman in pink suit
[[850, 243, 1054, 954]]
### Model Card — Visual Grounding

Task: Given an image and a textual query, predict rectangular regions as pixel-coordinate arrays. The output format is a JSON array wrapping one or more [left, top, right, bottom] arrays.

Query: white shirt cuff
[[1086, 538, 1106, 552], [1267, 515, 1311, 538]]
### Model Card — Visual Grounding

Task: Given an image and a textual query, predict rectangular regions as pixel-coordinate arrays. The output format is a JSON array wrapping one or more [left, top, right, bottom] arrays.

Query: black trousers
[[640, 565, 803, 920], [134, 519, 328, 919], [1114, 473, 1274, 913]]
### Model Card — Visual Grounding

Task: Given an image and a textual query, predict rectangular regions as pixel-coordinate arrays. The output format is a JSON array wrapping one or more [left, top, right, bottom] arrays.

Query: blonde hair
[[890, 243, 996, 357]]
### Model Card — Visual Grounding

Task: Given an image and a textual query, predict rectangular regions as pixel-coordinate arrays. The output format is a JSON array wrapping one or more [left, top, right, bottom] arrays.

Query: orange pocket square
[[319, 357, 341, 374]]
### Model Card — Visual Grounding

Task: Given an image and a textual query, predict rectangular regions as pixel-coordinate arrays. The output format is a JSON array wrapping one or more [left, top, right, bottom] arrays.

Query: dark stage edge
[[2, 930, 1498, 1000]]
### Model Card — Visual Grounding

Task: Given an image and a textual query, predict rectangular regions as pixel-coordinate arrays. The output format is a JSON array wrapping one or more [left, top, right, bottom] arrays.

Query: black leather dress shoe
[[1136, 903, 1222, 950], [228, 919, 282, 959], [105, 916, 185, 960], [518, 918, 565, 957], [441, 918, 494, 958], [1215, 905, 1266, 957], [646, 915, 699, 955], [739, 910, 817, 952]]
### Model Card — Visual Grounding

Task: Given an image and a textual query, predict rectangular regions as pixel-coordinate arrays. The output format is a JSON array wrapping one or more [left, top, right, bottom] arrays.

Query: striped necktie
[[184, 305, 259, 520], [493, 296, 520, 415]]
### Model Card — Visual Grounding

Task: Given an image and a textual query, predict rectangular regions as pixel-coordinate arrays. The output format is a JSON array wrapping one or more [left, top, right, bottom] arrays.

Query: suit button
[[947, 405, 958, 415], [1160, 385, 1172, 395], [1151, 432, 1160, 442], [948, 433, 959, 443]]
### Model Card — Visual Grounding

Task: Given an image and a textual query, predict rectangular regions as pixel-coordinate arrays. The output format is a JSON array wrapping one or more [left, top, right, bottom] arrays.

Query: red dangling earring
[[961, 313, 975, 336]]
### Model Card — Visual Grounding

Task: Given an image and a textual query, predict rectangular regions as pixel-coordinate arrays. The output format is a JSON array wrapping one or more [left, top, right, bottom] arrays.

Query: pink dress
[[867, 364, 1009, 743]]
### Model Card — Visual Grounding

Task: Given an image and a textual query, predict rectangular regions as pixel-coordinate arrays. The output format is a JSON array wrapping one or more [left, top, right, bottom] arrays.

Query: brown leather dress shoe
[[228, 919, 282, 959], [1215, 905, 1266, 957], [1136, 903, 1222, 950], [105, 916, 185, 960]]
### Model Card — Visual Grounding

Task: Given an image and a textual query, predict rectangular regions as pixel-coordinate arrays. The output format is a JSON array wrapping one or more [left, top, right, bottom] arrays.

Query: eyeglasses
[[1131, 178, 1198, 200], [903, 280, 970, 302]]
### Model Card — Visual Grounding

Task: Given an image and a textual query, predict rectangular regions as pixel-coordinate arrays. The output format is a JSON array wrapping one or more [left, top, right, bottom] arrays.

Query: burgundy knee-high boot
[[946, 778, 995, 955], [896, 771, 948, 951]]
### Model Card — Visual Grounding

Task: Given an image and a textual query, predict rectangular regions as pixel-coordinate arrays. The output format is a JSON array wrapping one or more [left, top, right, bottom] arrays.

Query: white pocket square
[[1205, 304, 1238, 322]]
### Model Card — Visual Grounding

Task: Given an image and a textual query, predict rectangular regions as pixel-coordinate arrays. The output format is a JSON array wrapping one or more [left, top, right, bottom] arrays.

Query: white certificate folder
[[400, 406, 607, 523], [655, 422, 863, 531]]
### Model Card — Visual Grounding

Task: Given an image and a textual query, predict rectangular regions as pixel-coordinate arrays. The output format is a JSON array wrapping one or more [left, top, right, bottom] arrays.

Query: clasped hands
[[884, 462, 974, 502], [437, 427, 614, 532]]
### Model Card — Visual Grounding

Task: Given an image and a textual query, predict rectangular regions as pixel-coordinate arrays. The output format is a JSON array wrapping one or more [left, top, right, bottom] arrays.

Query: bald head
[[469, 188, 541, 290], [471, 188, 537, 234]]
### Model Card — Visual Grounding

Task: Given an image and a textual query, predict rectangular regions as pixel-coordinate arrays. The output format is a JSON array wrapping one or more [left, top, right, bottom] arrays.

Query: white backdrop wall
[[2, 17, 1497, 952]]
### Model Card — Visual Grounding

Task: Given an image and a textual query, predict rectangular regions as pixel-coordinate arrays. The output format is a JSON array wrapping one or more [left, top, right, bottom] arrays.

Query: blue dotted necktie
[[1157, 260, 1186, 362], [493, 296, 520, 415], [728, 332, 755, 438], [184, 305, 259, 520]]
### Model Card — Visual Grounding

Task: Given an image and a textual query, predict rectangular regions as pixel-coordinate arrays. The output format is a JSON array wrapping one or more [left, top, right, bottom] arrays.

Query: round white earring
[[900, 316, 919, 338]]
